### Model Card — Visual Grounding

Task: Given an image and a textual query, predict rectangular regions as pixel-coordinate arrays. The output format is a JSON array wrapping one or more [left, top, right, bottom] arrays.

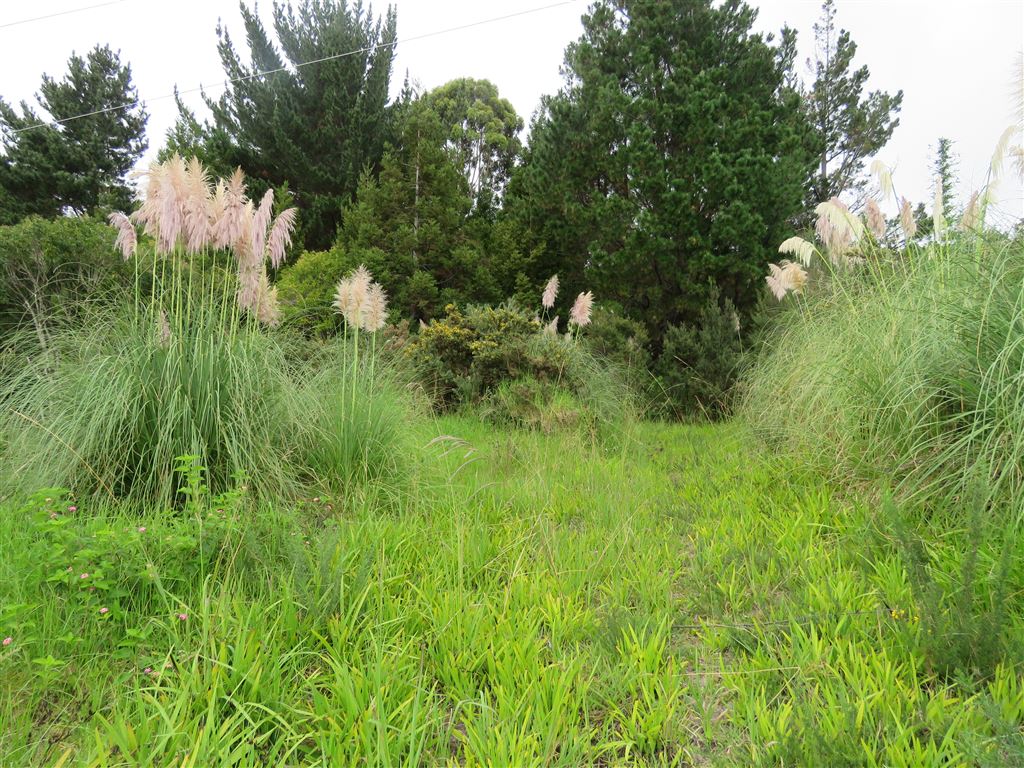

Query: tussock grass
[[742, 233, 1024, 519], [0, 303, 417, 507]]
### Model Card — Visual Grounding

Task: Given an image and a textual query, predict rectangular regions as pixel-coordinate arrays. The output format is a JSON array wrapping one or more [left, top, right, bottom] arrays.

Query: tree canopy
[[802, 0, 903, 203], [506, 0, 817, 343], [0, 45, 148, 223], [166, 0, 398, 249]]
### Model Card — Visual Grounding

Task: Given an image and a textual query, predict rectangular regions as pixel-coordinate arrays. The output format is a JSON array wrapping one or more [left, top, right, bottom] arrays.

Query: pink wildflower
[[138, 526, 146, 533], [99, 607, 109, 615], [80, 573, 89, 579], [143, 666, 153, 675], [68, 505, 77, 512], [178, 613, 188, 621], [2, 637, 11, 647]]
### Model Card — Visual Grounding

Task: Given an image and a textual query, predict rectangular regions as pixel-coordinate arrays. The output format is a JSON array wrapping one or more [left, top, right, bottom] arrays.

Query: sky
[[0, 0, 1021, 219]]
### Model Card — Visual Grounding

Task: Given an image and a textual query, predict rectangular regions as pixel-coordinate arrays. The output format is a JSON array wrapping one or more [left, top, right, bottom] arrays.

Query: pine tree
[[169, 0, 398, 249], [506, 0, 817, 343], [804, 0, 903, 202], [0, 45, 148, 223]]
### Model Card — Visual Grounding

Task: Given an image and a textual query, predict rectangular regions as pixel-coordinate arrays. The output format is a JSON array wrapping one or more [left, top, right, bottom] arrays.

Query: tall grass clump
[[741, 132, 1024, 519], [0, 156, 413, 506]]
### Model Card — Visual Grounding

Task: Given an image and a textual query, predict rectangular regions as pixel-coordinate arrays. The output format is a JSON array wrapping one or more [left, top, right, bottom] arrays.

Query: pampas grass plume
[[870, 159, 894, 201], [108, 211, 137, 260], [267, 207, 297, 269], [765, 260, 807, 301], [899, 197, 917, 240], [865, 199, 886, 240], [569, 291, 593, 327], [542, 274, 559, 309], [778, 236, 816, 267]]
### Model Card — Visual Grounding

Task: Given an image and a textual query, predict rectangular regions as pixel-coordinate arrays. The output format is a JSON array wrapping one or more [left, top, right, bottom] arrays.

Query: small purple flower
[[2, 637, 11, 647], [177, 613, 188, 621], [143, 666, 153, 675], [68, 505, 77, 513]]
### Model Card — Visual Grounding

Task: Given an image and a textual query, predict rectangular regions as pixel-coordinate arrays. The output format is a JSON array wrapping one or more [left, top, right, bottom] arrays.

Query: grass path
[[1, 420, 1021, 766]]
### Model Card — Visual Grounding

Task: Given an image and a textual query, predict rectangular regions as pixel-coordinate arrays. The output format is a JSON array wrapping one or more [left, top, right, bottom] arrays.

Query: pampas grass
[[542, 274, 559, 310], [765, 260, 807, 301], [569, 291, 593, 328], [0, 155, 413, 505], [778, 236, 817, 267]]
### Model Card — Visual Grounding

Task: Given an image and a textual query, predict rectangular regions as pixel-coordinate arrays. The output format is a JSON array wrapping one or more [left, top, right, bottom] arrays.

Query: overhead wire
[[8, 0, 584, 135], [0, 0, 133, 30]]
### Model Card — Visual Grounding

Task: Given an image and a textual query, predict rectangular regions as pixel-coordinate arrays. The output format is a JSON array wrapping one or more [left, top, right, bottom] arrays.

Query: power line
[[9, 0, 583, 135], [0, 0, 132, 30]]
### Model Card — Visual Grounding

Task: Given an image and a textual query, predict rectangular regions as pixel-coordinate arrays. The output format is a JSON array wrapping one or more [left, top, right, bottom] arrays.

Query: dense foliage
[[166, 0, 397, 249], [0, 45, 148, 222], [0, 215, 135, 342], [507, 0, 817, 343]]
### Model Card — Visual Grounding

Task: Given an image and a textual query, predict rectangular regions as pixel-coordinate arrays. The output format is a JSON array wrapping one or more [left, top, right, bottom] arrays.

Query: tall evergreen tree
[[932, 137, 958, 220], [0, 45, 148, 223], [804, 0, 903, 202], [169, 0, 397, 249], [507, 0, 817, 343], [338, 100, 531, 319]]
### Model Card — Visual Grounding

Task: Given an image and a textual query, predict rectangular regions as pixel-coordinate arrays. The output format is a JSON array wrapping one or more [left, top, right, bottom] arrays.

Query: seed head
[[542, 274, 559, 309], [568, 291, 594, 327]]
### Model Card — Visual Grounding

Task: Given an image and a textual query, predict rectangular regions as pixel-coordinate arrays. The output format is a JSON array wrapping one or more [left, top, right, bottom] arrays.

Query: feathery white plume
[[108, 211, 137, 260], [778, 236, 816, 267], [542, 274, 559, 309], [568, 291, 594, 327]]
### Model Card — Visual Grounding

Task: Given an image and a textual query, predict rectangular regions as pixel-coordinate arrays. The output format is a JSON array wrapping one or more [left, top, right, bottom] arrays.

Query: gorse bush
[[403, 284, 632, 434]]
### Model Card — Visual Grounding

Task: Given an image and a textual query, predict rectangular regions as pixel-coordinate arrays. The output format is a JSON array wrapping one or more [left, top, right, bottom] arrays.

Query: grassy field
[[2, 417, 1021, 766]]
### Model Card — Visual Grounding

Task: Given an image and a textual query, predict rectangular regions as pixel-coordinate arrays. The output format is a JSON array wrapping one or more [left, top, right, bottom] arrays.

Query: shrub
[[405, 300, 632, 433], [657, 286, 743, 420], [0, 215, 136, 344], [276, 247, 351, 336], [404, 302, 537, 407], [584, 307, 651, 390]]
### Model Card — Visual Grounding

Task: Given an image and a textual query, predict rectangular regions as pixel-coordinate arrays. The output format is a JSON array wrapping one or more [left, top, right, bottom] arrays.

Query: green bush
[[656, 287, 743, 420], [403, 302, 537, 407], [0, 215, 135, 343], [276, 247, 352, 336], [404, 300, 632, 433], [583, 307, 651, 389]]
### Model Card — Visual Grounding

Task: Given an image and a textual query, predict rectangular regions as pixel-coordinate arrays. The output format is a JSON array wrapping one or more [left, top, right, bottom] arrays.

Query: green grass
[[2, 418, 1020, 766], [0, 303, 417, 508]]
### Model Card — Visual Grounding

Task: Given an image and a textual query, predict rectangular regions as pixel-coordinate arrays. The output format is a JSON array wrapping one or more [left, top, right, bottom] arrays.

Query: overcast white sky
[[1, 0, 1021, 219]]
